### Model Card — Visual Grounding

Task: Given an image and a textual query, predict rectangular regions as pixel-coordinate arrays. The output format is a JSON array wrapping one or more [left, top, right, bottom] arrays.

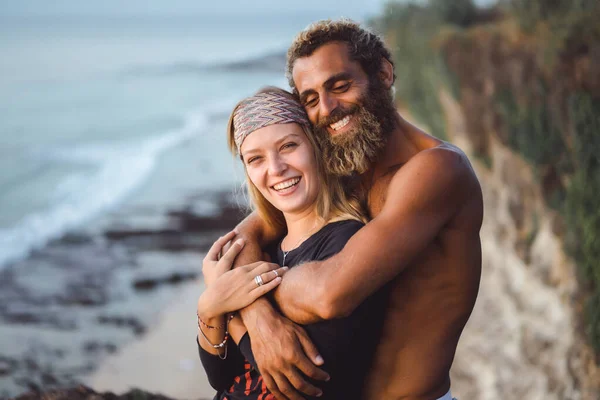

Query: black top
[[198, 220, 390, 400]]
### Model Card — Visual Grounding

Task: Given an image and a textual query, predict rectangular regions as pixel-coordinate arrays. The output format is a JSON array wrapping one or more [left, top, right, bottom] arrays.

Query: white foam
[[0, 111, 209, 269]]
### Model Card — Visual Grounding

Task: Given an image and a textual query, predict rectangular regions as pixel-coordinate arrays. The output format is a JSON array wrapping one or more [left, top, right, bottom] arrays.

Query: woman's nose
[[268, 155, 287, 176]]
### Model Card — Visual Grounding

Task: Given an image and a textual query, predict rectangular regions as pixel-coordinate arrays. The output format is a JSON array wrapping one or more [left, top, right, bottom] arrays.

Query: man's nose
[[319, 94, 338, 119]]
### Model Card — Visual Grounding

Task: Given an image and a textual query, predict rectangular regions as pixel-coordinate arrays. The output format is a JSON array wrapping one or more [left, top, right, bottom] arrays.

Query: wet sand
[[87, 282, 214, 400]]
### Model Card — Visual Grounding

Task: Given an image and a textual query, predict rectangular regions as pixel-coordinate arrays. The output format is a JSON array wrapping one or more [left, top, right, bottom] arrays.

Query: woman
[[196, 87, 388, 399]]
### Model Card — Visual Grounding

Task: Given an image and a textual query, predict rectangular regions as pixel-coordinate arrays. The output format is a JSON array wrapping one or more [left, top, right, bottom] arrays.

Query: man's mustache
[[315, 104, 359, 129]]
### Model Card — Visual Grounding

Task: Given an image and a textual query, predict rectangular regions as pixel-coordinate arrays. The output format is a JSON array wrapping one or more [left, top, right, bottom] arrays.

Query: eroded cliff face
[[440, 89, 599, 399]]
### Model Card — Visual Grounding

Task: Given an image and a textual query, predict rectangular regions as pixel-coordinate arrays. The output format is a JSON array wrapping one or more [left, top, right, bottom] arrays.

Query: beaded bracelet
[[197, 313, 235, 360], [197, 312, 234, 330]]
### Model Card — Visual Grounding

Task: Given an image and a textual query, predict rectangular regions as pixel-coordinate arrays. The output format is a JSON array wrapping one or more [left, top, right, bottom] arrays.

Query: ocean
[[0, 12, 373, 269]]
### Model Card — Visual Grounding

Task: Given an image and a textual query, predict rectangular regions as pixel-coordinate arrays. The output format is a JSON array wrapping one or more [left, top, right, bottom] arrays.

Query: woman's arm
[[197, 232, 287, 389]]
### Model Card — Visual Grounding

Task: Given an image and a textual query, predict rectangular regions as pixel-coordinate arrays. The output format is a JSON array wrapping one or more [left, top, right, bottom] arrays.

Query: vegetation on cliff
[[371, 0, 600, 354]]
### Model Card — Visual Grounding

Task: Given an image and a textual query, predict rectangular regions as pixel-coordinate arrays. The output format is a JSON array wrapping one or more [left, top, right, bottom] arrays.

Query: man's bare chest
[[366, 166, 401, 216]]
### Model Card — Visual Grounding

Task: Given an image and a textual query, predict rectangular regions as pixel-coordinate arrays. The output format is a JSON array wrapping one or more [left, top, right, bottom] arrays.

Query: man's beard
[[314, 80, 397, 176]]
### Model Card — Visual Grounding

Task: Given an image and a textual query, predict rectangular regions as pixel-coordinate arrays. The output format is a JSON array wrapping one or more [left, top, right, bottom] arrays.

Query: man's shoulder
[[409, 142, 469, 168], [394, 142, 477, 188], [382, 142, 481, 217]]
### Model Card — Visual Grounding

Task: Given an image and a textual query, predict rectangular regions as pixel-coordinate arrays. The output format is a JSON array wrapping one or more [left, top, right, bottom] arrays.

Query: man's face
[[292, 42, 395, 176]]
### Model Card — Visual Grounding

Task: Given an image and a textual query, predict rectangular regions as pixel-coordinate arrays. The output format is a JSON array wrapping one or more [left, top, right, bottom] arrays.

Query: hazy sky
[[0, 0, 385, 17], [1, 0, 496, 17]]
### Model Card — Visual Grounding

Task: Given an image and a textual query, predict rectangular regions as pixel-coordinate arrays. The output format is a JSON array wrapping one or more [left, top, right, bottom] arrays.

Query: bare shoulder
[[383, 142, 482, 223], [391, 142, 478, 190]]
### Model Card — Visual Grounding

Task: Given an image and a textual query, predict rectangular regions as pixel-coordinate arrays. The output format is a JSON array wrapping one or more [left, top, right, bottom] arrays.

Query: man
[[230, 19, 482, 400]]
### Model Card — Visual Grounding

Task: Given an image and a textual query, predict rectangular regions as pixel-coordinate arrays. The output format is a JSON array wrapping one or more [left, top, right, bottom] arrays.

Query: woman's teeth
[[330, 115, 351, 131], [273, 177, 300, 191]]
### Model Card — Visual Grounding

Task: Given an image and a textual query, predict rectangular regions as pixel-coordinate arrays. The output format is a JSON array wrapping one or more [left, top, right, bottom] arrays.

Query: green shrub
[[430, 0, 479, 27], [370, 3, 450, 139], [565, 92, 600, 350]]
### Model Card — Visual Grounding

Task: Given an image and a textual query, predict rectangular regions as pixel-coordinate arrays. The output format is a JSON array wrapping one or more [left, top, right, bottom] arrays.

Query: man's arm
[[273, 147, 478, 323]]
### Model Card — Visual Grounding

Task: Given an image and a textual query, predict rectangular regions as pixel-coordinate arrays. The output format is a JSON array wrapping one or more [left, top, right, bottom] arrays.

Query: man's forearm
[[272, 260, 332, 324]]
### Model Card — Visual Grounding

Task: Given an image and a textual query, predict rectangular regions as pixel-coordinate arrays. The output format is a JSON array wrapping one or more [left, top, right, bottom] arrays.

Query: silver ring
[[254, 274, 264, 287], [273, 270, 279, 278]]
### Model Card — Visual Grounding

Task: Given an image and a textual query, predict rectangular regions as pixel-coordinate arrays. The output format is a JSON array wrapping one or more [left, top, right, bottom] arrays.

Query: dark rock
[[0, 356, 17, 376], [13, 384, 191, 400], [168, 203, 246, 233], [82, 341, 117, 355], [211, 51, 286, 73], [2, 312, 77, 331], [132, 271, 198, 291], [104, 229, 180, 241], [53, 233, 94, 246]]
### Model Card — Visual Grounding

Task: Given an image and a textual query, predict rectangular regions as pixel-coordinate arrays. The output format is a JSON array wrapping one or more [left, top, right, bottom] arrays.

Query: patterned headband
[[233, 91, 310, 153]]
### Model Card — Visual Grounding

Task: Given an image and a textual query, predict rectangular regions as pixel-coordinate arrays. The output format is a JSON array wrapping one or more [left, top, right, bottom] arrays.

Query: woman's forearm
[[197, 313, 228, 356]]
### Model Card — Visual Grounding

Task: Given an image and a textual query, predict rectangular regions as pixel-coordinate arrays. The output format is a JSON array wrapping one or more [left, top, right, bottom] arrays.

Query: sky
[[0, 0, 497, 17], [0, 0, 386, 17]]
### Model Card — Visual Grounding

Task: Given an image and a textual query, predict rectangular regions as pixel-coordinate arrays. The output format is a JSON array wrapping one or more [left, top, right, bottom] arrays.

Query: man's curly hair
[[286, 19, 395, 93]]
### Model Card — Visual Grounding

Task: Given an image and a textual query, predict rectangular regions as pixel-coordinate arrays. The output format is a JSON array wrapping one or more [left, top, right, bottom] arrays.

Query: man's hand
[[245, 307, 329, 399]]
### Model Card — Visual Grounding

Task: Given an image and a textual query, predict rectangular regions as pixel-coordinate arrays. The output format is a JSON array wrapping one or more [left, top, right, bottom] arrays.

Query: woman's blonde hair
[[227, 86, 367, 230]]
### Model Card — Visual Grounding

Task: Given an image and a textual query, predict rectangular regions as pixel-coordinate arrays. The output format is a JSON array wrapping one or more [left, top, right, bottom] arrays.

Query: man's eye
[[333, 82, 350, 92], [305, 97, 318, 107]]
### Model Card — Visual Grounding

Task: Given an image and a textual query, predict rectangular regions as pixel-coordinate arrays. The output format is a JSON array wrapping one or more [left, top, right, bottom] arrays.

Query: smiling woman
[[194, 87, 390, 399], [241, 124, 320, 217]]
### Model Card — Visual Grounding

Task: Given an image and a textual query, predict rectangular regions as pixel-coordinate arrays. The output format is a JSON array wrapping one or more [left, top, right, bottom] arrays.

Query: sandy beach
[[86, 281, 214, 400]]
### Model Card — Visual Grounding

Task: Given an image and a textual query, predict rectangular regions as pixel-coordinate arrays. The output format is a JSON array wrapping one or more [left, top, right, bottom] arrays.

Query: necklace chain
[[281, 221, 321, 266]]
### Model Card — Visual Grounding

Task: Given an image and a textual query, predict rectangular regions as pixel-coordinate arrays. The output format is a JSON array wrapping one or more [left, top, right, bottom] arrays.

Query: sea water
[[0, 12, 371, 268]]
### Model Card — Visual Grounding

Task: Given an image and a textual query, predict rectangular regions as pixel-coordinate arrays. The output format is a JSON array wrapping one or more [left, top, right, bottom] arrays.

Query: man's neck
[[368, 112, 442, 182]]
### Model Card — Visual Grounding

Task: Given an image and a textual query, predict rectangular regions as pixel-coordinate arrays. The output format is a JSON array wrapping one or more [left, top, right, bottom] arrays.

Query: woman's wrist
[[197, 293, 223, 322]]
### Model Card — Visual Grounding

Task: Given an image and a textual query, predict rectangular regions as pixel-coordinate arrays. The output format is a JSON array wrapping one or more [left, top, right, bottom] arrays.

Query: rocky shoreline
[[0, 190, 246, 399], [13, 385, 199, 400]]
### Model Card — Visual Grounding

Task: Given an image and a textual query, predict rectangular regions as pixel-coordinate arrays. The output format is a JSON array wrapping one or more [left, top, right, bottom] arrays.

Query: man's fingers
[[205, 231, 237, 261], [285, 368, 323, 398], [295, 334, 329, 381], [273, 373, 305, 400], [261, 373, 287, 400], [219, 238, 245, 266], [293, 355, 329, 383]]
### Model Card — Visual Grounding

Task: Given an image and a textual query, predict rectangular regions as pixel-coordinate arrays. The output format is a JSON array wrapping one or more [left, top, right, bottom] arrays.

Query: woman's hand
[[199, 231, 288, 319]]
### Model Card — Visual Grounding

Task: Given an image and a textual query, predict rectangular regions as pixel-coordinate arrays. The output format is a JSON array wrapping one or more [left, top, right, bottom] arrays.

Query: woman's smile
[[271, 176, 301, 194]]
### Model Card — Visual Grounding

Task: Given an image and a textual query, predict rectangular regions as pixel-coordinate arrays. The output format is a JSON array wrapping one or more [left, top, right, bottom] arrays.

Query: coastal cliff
[[442, 90, 599, 399], [374, 1, 599, 398]]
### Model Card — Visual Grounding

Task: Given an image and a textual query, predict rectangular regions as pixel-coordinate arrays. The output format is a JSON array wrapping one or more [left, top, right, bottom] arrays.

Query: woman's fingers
[[250, 275, 282, 298], [218, 238, 245, 267], [249, 265, 288, 288], [205, 231, 237, 261], [252, 262, 286, 276]]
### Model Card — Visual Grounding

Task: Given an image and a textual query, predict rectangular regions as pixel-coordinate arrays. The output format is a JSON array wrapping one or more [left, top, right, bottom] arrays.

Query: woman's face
[[240, 123, 319, 217]]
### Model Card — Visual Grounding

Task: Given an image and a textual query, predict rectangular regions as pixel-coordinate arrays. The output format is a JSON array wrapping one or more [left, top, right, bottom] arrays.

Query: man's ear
[[379, 58, 394, 89]]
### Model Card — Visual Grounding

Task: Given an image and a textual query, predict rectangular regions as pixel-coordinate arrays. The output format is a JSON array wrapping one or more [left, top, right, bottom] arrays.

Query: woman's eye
[[247, 156, 261, 165], [281, 142, 298, 150]]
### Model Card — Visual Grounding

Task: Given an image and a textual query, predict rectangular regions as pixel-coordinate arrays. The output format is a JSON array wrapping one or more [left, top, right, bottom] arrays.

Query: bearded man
[[224, 19, 482, 400]]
